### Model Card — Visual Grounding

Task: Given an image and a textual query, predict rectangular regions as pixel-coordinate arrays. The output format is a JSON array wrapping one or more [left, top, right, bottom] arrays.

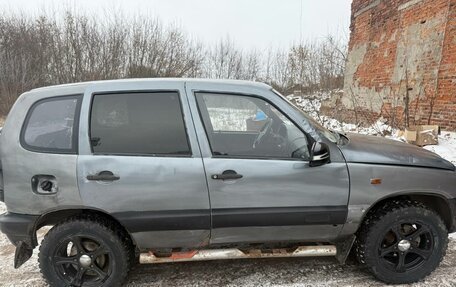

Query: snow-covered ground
[[424, 132, 456, 164], [208, 107, 253, 131]]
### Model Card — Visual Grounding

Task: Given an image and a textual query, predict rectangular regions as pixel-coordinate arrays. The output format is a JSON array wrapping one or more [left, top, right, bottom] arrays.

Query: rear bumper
[[0, 212, 39, 268], [0, 212, 39, 247]]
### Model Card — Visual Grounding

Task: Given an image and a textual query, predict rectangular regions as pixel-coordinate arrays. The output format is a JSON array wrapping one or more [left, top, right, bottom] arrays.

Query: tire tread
[[355, 199, 448, 284], [38, 215, 132, 287]]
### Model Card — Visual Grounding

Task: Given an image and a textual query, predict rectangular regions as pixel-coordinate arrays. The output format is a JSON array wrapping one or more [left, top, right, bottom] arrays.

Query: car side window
[[195, 92, 310, 160], [21, 96, 81, 153], [90, 92, 191, 156]]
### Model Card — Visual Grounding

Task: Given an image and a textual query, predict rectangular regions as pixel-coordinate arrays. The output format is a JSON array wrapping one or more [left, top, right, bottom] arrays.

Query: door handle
[[87, 171, 120, 181], [211, 170, 243, 180]]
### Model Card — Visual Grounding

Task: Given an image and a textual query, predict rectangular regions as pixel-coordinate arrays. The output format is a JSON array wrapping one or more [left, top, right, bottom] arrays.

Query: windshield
[[272, 89, 339, 143]]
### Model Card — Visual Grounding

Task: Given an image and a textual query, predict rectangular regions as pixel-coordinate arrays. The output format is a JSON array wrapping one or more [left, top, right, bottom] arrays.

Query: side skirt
[[140, 245, 337, 264]]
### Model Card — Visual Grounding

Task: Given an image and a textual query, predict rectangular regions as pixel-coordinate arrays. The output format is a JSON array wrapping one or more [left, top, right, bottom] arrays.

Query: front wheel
[[355, 200, 448, 284], [39, 217, 131, 287]]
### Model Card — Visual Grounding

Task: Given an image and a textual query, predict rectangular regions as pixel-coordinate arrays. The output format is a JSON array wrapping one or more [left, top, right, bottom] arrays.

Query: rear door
[[186, 82, 350, 244], [77, 81, 210, 249]]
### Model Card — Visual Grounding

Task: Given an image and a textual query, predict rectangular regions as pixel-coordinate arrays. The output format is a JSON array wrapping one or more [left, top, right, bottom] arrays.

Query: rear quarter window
[[21, 95, 82, 154]]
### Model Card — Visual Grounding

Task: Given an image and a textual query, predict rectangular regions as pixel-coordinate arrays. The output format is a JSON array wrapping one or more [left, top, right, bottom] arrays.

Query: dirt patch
[[1, 202, 456, 287], [0, 244, 15, 256]]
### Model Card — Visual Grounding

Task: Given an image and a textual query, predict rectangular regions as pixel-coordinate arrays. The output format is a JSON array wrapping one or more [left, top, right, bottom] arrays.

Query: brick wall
[[344, 0, 456, 130]]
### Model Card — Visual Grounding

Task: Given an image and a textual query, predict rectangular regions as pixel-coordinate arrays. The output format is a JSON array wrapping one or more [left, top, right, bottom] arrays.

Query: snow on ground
[[287, 93, 395, 136], [208, 107, 253, 131], [423, 132, 456, 165]]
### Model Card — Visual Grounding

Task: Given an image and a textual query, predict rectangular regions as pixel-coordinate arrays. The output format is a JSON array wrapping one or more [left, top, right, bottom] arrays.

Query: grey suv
[[0, 79, 455, 286]]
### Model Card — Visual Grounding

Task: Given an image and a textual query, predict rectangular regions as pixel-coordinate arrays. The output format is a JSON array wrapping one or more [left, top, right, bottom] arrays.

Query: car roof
[[29, 78, 272, 94]]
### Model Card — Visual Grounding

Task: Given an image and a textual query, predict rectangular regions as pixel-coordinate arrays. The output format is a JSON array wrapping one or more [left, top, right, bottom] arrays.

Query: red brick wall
[[435, 0, 456, 128], [345, 0, 456, 130]]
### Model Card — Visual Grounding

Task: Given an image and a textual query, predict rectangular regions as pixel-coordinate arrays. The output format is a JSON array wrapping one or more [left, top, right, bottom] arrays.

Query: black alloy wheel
[[52, 235, 112, 286], [378, 222, 433, 273], [39, 217, 131, 287], [355, 200, 448, 284]]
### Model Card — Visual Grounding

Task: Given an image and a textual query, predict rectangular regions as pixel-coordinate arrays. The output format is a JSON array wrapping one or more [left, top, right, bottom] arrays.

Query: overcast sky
[[0, 0, 352, 50]]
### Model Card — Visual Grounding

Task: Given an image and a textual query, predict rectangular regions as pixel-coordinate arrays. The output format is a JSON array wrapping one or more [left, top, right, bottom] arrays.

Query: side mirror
[[309, 142, 331, 167]]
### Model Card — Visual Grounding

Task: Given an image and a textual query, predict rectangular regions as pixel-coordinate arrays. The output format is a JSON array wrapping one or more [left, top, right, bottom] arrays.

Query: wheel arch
[[33, 207, 137, 248], [359, 193, 456, 233]]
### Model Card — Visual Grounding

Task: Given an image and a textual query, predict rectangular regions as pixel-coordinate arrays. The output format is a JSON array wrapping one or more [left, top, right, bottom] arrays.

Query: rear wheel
[[39, 217, 131, 287], [355, 200, 448, 284]]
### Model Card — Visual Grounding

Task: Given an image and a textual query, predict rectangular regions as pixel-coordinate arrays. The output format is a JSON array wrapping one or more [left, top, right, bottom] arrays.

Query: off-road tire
[[39, 216, 132, 287], [355, 200, 448, 284]]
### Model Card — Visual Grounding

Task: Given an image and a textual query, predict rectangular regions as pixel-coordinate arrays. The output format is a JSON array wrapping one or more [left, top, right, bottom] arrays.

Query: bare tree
[[0, 10, 348, 117]]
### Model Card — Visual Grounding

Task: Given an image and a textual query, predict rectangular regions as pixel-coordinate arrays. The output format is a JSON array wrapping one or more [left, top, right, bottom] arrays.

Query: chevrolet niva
[[0, 79, 455, 286]]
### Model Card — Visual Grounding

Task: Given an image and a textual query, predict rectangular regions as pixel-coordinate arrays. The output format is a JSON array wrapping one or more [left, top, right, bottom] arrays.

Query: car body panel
[[185, 81, 350, 243], [77, 81, 211, 249], [200, 158, 350, 243], [340, 162, 456, 236], [0, 79, 454, 258], [340, 133, 455, 171], [0, 85, 85, 215]]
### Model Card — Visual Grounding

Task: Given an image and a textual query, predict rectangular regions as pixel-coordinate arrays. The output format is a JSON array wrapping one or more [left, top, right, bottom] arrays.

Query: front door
[[188, 87, 349, 244], [77, 82, 210, 249]]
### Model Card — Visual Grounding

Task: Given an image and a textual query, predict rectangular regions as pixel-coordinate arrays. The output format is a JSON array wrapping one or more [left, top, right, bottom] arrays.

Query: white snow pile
[[287, 93, 456, 165], [423, 132, 456, 164], [208, 107, 253, 131], [287, 93, 395, 136]]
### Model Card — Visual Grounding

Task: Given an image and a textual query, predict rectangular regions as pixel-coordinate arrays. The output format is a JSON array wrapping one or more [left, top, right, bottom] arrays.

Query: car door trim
[[213, 206, 347, 228], [113, 210, 211, 232], [112, 206, 347, 232]]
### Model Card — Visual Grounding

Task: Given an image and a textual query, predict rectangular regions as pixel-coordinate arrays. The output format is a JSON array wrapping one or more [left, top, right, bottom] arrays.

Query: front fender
[[339, 163, 456, 237]]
